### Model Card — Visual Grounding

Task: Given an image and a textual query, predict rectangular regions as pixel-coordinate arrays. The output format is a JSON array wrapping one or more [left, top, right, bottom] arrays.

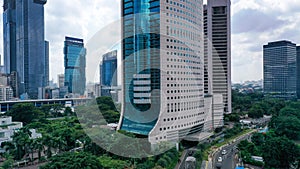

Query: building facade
[[297, 46, 300, 99], [3, 0, 48, 99], [203, 0, 232, 114], [64, 37, 86, 96], [58, 74, 65, 88], [263, 40, 297, 99], [100, 50, 118, 96], [0, 86, 13, 101], [119, 0, 206, 144], [3, 0, 17, 75], [44, 40, 49, 86]]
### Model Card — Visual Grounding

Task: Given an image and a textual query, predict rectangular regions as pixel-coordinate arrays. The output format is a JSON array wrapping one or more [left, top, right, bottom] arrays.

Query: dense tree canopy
[[40, 152, 102, 169], [262, 136, 300, 169]]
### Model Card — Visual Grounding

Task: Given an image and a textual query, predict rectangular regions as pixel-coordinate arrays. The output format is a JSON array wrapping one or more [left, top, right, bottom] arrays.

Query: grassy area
[[202, 129, 255, 161]]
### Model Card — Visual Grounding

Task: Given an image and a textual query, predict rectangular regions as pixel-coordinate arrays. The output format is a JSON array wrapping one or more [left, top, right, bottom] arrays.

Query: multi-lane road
[[212, 132, 254, 169], [213, 142, 239, 169]]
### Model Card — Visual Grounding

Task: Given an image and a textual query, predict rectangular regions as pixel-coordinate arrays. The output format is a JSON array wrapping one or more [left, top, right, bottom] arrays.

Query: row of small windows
[[167, 77, 202, 81], [167, 101, 203, 113], [166, 25, 200, 41], [166, 51, 200, 60], [167, 89, 202, 94], [166, 95, 202, 101], [166, 45, 200, 55], [159, 119, 205, 131], [166, 14, 199, 32], [166, 39, 200, 51], [166, 0, 196, 13], [165, 9, 200, 27], [166, 58, 201, 65], [167, 71, 201, 76], [166, 5, 197, 22], [163, 112, 205, 123], [167, 65, 201, 70], [166, 83, 202, 87]]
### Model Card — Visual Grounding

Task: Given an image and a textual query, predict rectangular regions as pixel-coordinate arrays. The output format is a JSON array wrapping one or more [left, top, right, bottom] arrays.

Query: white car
[[217, 156, 223, 162], [222, 149, 227, 155]]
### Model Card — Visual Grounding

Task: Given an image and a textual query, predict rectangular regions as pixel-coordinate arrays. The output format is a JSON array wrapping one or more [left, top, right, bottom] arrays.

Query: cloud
[[44, 0, 120, 82], [232, 8, 286, 34], [0, 0, 299, 83]]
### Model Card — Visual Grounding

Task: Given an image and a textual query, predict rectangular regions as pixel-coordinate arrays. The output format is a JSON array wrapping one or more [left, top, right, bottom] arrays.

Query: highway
[[213, 142, 239, 169], [212, 133, 253, 169]]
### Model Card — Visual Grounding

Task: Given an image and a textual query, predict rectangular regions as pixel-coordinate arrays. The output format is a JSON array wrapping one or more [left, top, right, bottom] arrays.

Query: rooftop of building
[[264, 40, 296, 48]]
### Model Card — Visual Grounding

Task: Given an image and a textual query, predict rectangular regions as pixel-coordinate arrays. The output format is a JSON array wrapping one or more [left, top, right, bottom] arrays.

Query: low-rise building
[[0, 116, 41, 150]]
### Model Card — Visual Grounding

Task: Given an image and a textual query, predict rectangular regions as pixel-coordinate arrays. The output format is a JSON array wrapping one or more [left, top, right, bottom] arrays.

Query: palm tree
[[12, 128, 31, 160], [33, 138, 44, 161]]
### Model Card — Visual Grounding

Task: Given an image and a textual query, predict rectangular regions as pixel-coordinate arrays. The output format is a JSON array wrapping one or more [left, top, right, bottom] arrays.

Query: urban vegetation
[[1, 92, 300, 168], [0, 97, 180, 169], [231, 89, 300, 168]]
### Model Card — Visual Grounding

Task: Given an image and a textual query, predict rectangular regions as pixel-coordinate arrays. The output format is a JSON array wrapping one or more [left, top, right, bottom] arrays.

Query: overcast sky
[[0, 0, 299, 83]]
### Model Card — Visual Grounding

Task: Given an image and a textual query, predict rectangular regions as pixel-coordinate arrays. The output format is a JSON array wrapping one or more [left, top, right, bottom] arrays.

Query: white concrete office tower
[[203, 0, 232, 114], [119, 0, 206, 144]]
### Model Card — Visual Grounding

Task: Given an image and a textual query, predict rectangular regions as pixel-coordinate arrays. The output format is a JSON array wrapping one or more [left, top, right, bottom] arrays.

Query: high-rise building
[[100, 50, 118, 96], [3, 0, 48, 99], [264, 40, 297, 99], [64, 37, 86, 96], [119, 0, 206, 143], [58, 74, 65, 88], [100, 50, 118, 87], [203, 0, 231, 114], [3, 0, 17, 75], [297, 46, 300, 99], [45, 41, 49, 86]]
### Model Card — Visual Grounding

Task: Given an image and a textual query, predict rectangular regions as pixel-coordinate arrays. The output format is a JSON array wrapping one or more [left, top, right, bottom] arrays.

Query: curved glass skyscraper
[[119, 0, 206, 143]]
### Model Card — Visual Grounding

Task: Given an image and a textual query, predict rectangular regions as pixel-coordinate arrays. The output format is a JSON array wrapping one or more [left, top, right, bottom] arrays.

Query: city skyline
[[0, 0, 299, 83]]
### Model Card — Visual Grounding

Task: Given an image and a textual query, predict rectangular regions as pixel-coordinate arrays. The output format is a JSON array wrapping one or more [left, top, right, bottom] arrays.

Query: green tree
[[98, 156, 130, 169], [40, 152, 102, 169], [274, 116, 300, 140], [262, 136, 300, 169], [6, 103, 44, 125], [248, 104, 264, 119], [1, 155, 14, 169], [12, 128, 32, 160], [279, 107, 300, 119], [251, 133, 265, 146]]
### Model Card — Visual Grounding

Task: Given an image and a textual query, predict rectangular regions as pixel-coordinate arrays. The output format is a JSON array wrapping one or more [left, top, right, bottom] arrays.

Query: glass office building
[[100, 50, 118, 96], [296, 46, 300, 99], [119, 0, 205, 143], [64, 37, 86, 96], [3, 0, 48, 99], [3, 0, 17, 75], [263, 40, 297, 99], [101, 50, 118, 87]]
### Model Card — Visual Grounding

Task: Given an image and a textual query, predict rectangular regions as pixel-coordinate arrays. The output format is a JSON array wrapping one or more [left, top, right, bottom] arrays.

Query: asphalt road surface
[[213, 134, 252, 169]]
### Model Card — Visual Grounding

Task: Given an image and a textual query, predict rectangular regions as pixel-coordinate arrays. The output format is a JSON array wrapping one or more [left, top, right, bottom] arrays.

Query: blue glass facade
[[45, 40, 49, 86], [264, 40, 297, 99], [3, 0, 17, 74], [3, 0, 48, 99], [64, 37, 86, 96], [101, 50, 118, 87], [120, 0, 161, 135], [297, 46, 300, 99]]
